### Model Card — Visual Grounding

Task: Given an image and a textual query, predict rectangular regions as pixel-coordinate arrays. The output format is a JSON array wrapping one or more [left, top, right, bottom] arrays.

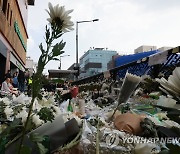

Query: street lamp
[[75, 19, 99, 79], [58, 54, 70, 70]]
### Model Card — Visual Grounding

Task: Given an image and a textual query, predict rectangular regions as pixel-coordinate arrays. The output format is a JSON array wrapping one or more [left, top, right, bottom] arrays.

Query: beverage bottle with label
[[67, 100, 73, 112]]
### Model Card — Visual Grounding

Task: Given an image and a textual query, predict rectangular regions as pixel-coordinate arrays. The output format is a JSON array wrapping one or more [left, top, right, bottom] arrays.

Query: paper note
[[104, 70, 111, 78], [148, 50, 168, 66]]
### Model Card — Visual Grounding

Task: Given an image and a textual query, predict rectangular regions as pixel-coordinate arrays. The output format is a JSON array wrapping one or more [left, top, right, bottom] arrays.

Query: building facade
[[79, 48, 117, 78], [0, 0, 34, 83], [158, 46, 173, 52], [26, 56, 37, 76], [107, 54, 121, 70], [134, 45, 157, 53]]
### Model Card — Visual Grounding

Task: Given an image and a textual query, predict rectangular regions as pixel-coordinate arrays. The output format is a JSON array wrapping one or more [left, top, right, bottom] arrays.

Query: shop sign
[[14, 21, 27, 52]]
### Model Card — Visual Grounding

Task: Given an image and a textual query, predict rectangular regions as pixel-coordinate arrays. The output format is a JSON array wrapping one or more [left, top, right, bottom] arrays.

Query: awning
[[10, 52, 25, 71]]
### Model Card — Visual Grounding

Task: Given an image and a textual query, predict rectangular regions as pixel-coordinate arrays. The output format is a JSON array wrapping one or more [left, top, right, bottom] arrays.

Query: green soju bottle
[[67, 100, 73, 112]]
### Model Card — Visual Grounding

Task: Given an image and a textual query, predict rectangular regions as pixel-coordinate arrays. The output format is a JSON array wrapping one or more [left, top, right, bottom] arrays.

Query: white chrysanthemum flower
[[16, 110, 28, 124], [4, 106, 14, 120], [46, 2, 74, 32], [39, 97, 55, 108], [2, 97, 11, 105], [38, 97, 47, 106], [33, 99, 42, 112], [12, 94, 16, 101], [32, 114, 44, 127], [43, 92, 49, 97], [52, 105, 61, 117], [46, 97, 55, 105], [13, 93, 26, 104]]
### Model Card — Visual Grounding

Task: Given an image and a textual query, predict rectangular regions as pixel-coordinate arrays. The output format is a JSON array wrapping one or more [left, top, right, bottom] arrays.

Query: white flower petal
[[16, 110, 28, 124], [32, 115, 44, 127], [54, 4, 59, 17], [47, 18, 52, 23], [48, 2, 55, 18], [65, 9, 74, 15], [46, 3, 74, 32]]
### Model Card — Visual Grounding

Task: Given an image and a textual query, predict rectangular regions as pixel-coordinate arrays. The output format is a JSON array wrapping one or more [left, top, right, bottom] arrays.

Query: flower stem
[[17, 98, 35, 154], [96, 117, 100, 154]]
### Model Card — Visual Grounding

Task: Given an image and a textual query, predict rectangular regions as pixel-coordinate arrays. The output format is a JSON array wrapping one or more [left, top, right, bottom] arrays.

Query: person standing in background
[[12, 72, 18, 88], [18, 70, 25, 92], [27, 76, 33, 96]]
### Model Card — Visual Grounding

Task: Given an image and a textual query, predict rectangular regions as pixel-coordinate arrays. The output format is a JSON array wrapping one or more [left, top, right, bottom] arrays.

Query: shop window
[[7, 3, 9, 20], [2, 0, 7, 14]]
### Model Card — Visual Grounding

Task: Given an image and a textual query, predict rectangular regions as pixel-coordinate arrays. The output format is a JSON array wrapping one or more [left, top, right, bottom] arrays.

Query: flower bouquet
[[156, 67, 180, 101]]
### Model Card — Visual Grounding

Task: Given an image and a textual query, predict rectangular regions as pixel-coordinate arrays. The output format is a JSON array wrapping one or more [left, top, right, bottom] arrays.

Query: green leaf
[[29, 133, 44, 142], [37, 142, 48, 154], [38, 93, 43, 100], [19, 145, 32, 154], [37, 107, 54, 122], [166, 144, 180, 154], [52, 41, 66, 57], [39, 43, 45, 54], [26, 117, 34, 132], [52, 58, 59, 61], [45, 26, 50, 42], [0, 137, 7, 153], [47, 55, 52, 61], [51, 45, 60, 57], [10, 118, 22, 128]]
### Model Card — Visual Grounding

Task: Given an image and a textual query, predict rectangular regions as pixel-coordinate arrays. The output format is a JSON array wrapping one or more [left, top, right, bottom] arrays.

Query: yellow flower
[[46, 2, 74, 32]]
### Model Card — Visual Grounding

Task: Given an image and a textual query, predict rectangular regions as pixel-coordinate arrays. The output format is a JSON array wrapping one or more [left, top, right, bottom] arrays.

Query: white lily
[[16, 110, 28, 124], [52, 105, 62, 117], [32, 114, 44, 127], [2, 97, 11, 105], [46, 2, 74, 32], [4, 106, 14, 120]]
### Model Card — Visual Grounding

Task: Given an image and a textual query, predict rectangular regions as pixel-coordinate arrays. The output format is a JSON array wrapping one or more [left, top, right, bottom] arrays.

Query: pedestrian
[[12, 72, 18, 88], [27, 76, 33, 96], [18, 70, 25, 92]]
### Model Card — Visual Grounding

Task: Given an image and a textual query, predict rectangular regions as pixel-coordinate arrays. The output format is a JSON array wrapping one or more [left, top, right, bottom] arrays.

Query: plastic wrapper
[[79, 120, 135, 154], [79, 99, 85, 116], [118, 72, 142, 105], [5, 116, 80, 154]]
